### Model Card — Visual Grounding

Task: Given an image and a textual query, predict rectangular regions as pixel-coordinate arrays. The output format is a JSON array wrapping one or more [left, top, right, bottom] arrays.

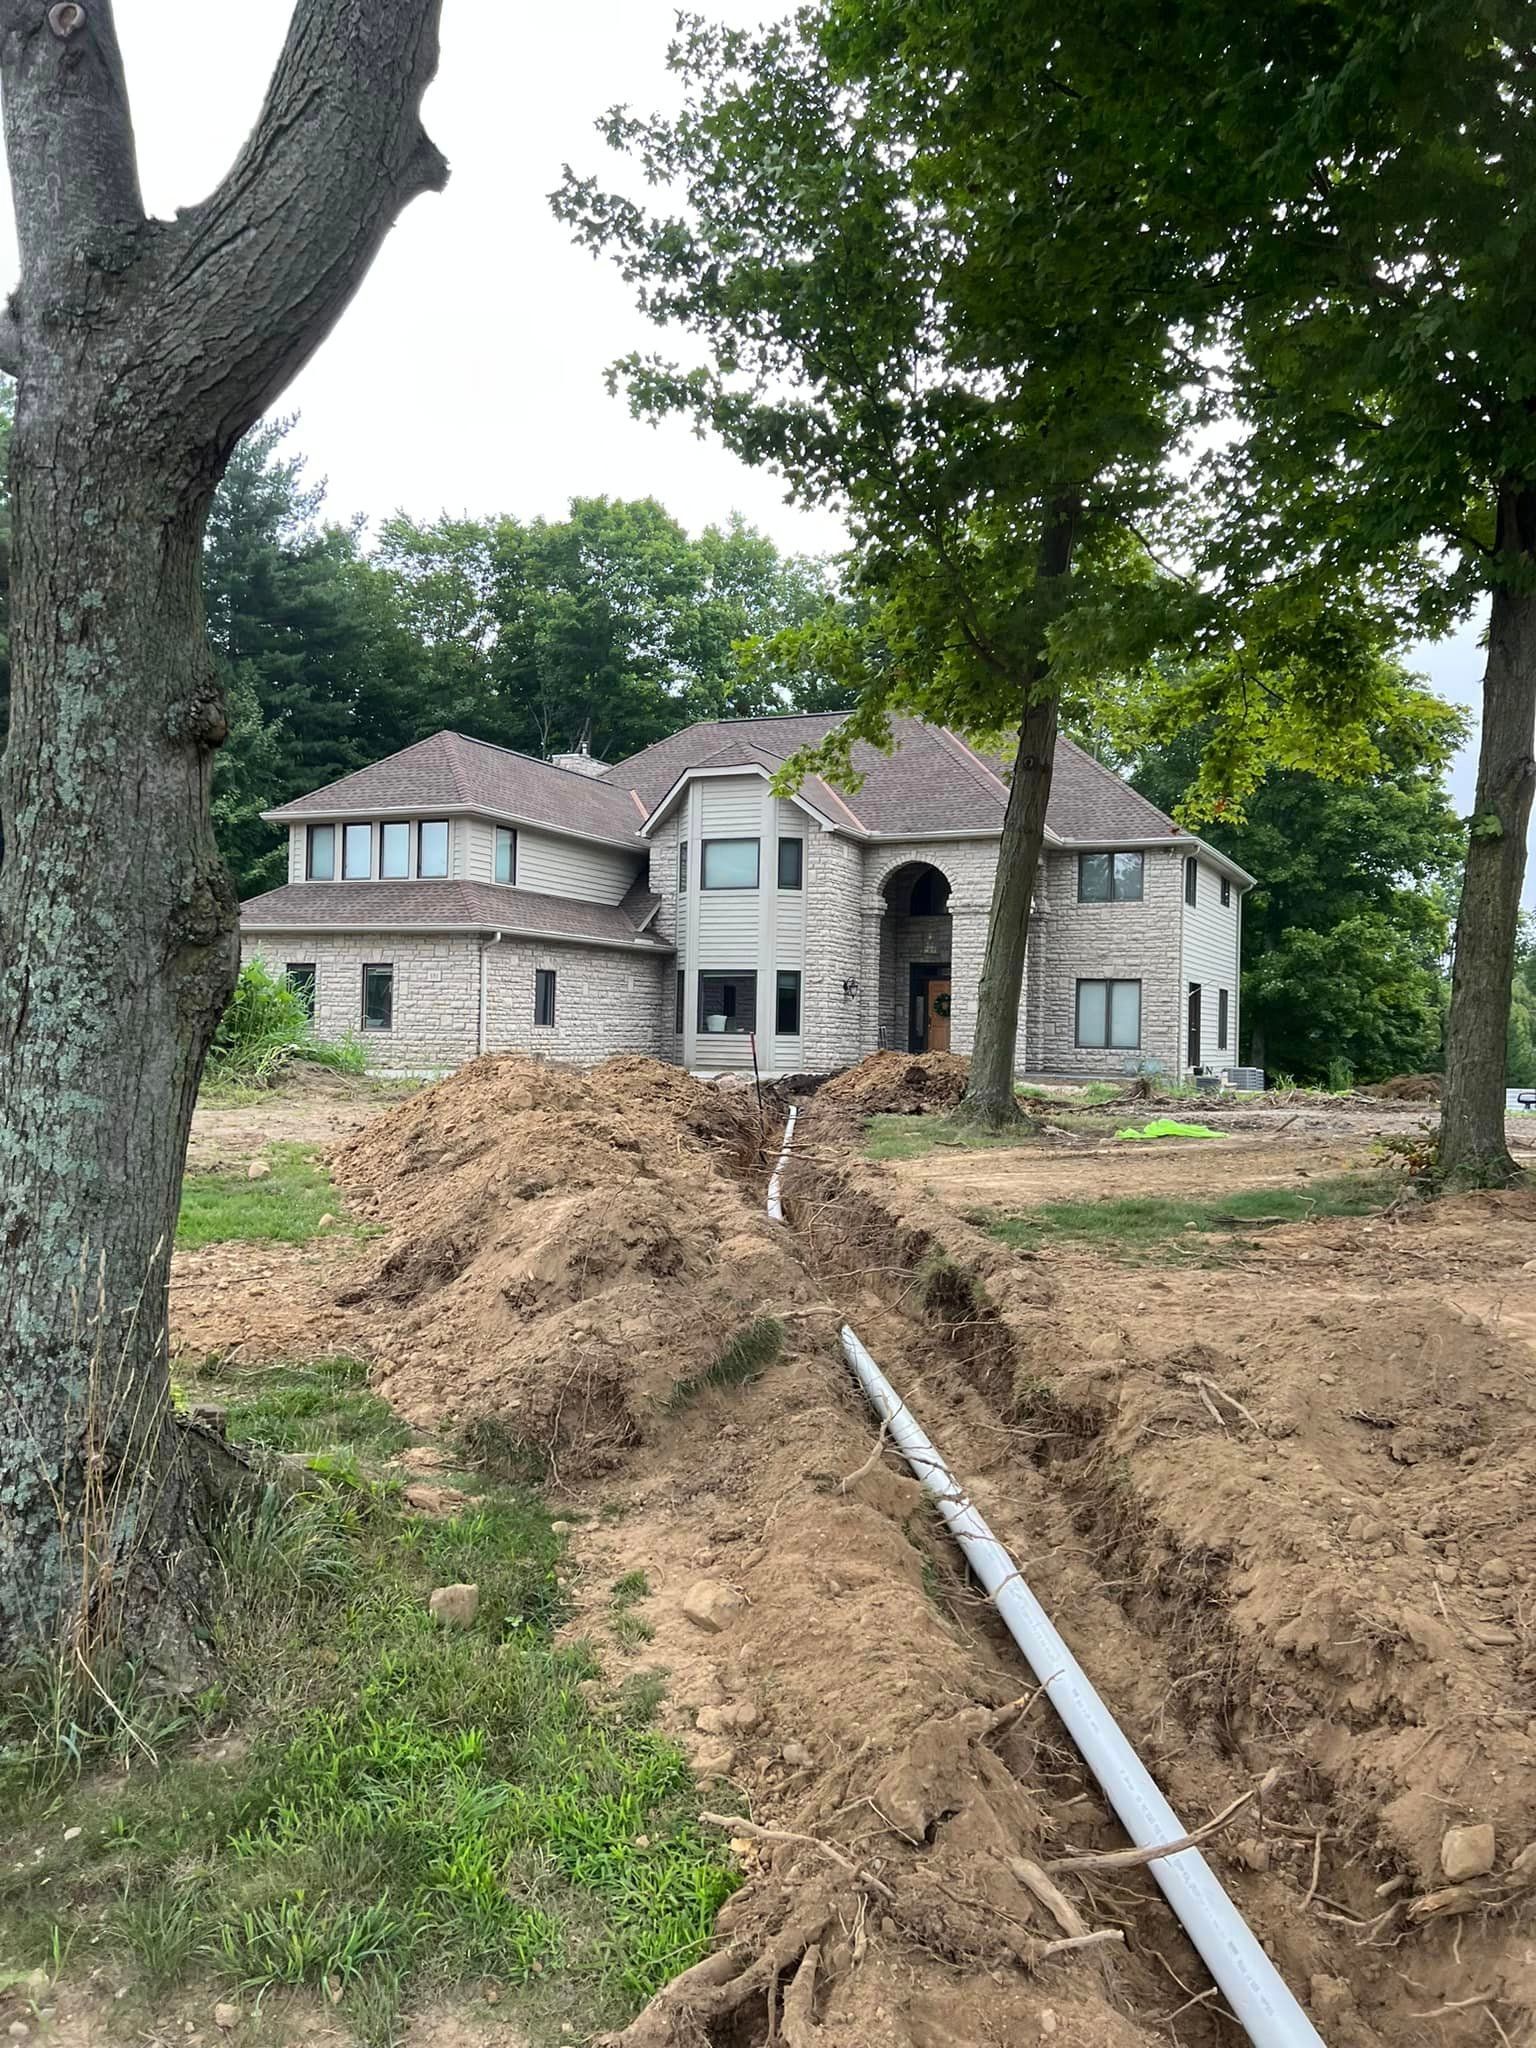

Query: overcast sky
[[0, 3, 1505, 881]]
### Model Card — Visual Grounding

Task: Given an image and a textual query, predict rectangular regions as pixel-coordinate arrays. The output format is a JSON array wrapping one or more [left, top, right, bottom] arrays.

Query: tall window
[[777, 838, 804, 890], [306, 823, 336, 881], [1078, 851, 1143, 903], [495, 827, 518, 885], [675, 970, 686, 1033], [776, 971, 802, 1036], [379, 822, 410, 879], [534, 968, 557, 1028], [342, 823, 373, 879], [1076, 979, 1141, 1050], [1217, 988, 1230, 1051], [362, 964, 393, 1032], [698, 972, 757, 1035], [418, 820, 450, 878], [678, 841, 688, 893], [701, 839, 760, 889], [1185, 856, 1198, 907], [286, 964, 316, 1016], [1220, 875, 1232, 907]]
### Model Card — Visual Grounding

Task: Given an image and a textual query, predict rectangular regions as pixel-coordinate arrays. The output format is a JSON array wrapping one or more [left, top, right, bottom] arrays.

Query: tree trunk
[[0, 0, 447, 1671], [1439, 494, 1536, 1185], [959, 506, 1078, 1126]]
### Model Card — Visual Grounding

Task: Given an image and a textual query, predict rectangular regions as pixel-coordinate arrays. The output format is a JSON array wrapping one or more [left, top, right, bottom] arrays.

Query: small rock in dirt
[[317, 1213, 336, 1228], [1345, 1513, 1387, 1544], [245, 1159, 271, 1181], [62, 1825, 81, 1841], [429, 1583, 480, 1628], [681, 1579, 747, 1633], [1479, 1558, 1514, 1588], [695, 1743, 735, 1777], [213, 2007, 240, 2033], [1441, 1822, 1496, 1881], [1308, 1976, 1354, 2015], [695, 1706, 732, 1737], [1038, 2016, 1058, 2039], [9, 2024, 31, 2042], [782, 1741, 812, 1769], [728, 1699, 761, 1732], [1233, 1837, 1271, 1873], [550, 1520, 574, 1535], [1460, 1447, 1482, 1466], [1509, 1842, 1536, 1880], [1434, 1562, 1459, 1585], [403, 1483, 478, 1518]]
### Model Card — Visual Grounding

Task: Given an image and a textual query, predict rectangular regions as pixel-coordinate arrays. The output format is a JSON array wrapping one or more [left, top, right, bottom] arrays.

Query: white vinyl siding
[[515, 827, 641, 905], [288, 826, 306, 885], [1180, 854, 1241, 1069], [462, 817, 495, 883]]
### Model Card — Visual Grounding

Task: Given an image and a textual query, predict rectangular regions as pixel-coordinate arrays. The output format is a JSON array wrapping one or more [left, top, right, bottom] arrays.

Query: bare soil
[[167, 1055, 1536, 2047], [188, 1069, 412, 1168]]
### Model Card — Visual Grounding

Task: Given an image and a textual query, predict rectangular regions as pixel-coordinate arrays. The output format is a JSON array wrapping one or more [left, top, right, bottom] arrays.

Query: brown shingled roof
[[239, 881, 672, 951], [264, 732, 647, 846]]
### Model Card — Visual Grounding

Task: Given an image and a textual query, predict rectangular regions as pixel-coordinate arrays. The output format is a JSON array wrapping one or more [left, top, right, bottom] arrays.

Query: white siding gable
[[1180, 856, 1241, 1069]]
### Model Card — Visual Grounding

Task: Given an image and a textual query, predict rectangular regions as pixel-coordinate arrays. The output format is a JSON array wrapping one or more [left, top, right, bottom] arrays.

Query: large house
[[239, 715, 1252, 1079]]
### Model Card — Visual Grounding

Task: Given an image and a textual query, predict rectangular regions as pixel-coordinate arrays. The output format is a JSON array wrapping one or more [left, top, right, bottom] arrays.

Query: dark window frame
[[1185, 855, 1198, 907], [417, 818, 451, 879], [379, 821, 410, 879], [1217, 987, 1230, 1051], [342, 821, 374, 880], [286, 964, 316, 1017], [306, 822, 336, 882], [1074, 977, 1142, 1051], [777, 838, 804, 890], [675, 969, 686, 1034], [678, 841, 688, 894], [776, 970, 802, 1036], [1077, 850, 1144, 903], [495, 825, 518, 886], [697, 970, 758, 1036], [700, 837, 761, 890], [1220, 874, 1232, 908], [361, 963, 394, 1032], [534, 967, 557, 1029]]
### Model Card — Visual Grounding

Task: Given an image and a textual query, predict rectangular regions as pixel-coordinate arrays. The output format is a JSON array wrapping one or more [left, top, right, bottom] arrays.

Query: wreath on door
[[932, 991, 952, 1019]]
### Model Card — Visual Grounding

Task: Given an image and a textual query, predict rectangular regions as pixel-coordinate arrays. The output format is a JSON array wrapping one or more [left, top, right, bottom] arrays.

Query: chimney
[[550, 741, 610, 780]]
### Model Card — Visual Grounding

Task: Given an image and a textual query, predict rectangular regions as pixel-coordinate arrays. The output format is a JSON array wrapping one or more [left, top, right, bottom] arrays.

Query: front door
[[909, 964, 953, 1052], [1187, 982, 1202, 1071], [927, 978, 953, 1053]]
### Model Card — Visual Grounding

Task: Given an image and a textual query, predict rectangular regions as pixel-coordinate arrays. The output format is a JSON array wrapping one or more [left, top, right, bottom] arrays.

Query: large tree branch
[[0, 0, 144, 309], [150, 0, 448, 457]]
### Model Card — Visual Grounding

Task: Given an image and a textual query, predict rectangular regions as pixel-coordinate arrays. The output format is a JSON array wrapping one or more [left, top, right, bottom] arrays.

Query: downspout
[[478, 931, 505, 1056], [763, 1117, 1324, 2047]]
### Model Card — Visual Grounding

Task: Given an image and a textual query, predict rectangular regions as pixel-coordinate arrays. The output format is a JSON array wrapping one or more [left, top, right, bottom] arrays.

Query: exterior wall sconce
[[842, 978, 860, 1000]]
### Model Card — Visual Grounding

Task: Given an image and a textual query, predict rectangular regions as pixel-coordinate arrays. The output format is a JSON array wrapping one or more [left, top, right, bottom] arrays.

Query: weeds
[[0, 1362, 737, 2041], [665, 1316, 783, 1412], [987, 1173, 1398, 1261], [177, 1145, 361, 1250], [207, 960, 365, 1090], [610, 1572, 655, 1649]]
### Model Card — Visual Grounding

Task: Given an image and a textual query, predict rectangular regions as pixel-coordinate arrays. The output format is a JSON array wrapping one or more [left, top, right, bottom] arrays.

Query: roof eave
[[240, 916, 673, 954]]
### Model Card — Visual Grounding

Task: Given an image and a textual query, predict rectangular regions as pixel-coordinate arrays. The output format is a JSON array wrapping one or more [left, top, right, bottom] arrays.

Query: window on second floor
[[1220, 874, 1232, 908], [702, 839, 759, 890], [379, 822, 410, 879], [777, 838, 804, 890], [307, 823, 335, 881], [1185, 855, 1198, 907], [678, 841, 688, 894], [418, 820, 450, 878], [1078, 851, 1143, 903], [495, 827, 518, 886], [343, 823, 373, 879]]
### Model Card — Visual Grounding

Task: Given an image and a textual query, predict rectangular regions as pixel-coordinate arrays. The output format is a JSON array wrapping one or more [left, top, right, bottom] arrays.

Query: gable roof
[[609, 715, 1182, 844], [239, 880, 670, 951], [264, 732, 646, 847]]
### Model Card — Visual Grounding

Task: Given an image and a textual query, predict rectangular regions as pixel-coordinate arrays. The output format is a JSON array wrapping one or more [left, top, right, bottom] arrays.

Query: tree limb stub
[[155, 0, 449, 458]]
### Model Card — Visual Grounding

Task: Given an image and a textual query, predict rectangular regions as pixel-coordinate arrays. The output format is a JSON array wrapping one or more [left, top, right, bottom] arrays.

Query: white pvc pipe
[[838, 1324, 1326, 2048], [765, 1104, 798, 1223]]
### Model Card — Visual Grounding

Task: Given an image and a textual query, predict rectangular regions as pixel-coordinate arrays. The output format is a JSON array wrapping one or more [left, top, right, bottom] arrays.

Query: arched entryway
[[880, 861, 954, 1052]]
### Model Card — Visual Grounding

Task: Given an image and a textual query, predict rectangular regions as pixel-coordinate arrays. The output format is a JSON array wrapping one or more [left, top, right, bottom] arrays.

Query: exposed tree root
[[595, 1903, 833, 2048]]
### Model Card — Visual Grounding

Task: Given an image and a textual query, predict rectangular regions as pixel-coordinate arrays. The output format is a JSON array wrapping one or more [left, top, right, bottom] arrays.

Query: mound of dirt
[[817, 1049, 970, 1115], [322, 1055, 815, 1477], [1360, 1071, 1443, 1101]]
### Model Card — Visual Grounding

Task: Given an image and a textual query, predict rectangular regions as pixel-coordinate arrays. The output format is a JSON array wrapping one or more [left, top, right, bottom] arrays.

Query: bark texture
[[1439, 489, 1536, 1184], [959, 508, 1078, 1126], [0, 0, 447, 1668]]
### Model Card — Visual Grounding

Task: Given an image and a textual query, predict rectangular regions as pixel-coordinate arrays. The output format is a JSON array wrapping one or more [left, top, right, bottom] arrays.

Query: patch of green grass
[[177, 1145, 360, 1250], [665, 1316, 783, 1412], [866, 1107, 1130, 1161], [184, 1356, 413, 1461], [986, 1172, 1397, 1261], [1016, 1080, 1123, 1107], [0, 1366, 737, 2044], [610, 1573, 655, 1650]]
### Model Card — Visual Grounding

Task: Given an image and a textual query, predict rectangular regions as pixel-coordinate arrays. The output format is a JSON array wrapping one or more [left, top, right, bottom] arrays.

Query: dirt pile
[[817, 1049, 970, 1115], [1359, 1072, 1443, 1102], [320, 1054, 816, 1477]]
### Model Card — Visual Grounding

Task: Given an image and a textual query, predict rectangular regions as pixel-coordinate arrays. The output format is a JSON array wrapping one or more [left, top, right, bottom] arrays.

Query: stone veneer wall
[[860, 841, 1004, 1060], [242, 931, 668, 1071], [1032, 843, 1185, 1077], [801, 832, 866, 1072]]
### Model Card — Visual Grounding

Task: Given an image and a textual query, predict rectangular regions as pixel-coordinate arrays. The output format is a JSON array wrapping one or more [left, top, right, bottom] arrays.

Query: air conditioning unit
[[1223, 1066, 1265, 1091]]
